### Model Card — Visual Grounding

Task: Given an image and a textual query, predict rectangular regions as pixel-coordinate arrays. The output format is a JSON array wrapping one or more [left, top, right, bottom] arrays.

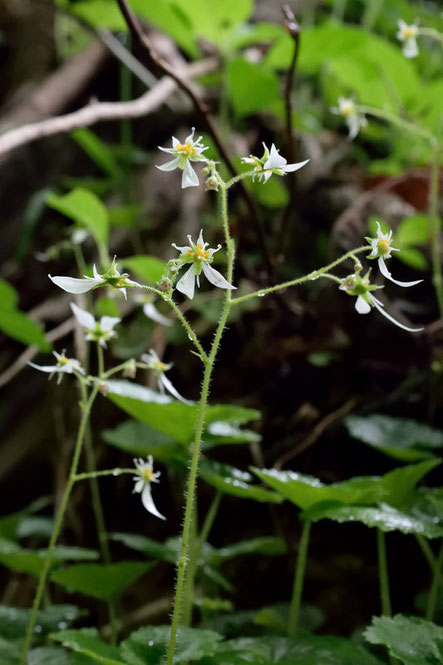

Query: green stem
[[74, 468, 134, 481], [357, 105, 433, 141], [182, 491, 222, 626], [377, 529, 392, 617], [231, 246, 368, 306], [20, 382, 100, 665], [164, 296, 208, 363], [361, 0, 382, 30], [288, 519, 311, 638], [429, 143, 443, 318], [427, 540, 443, 621], [225, 170, 260, 189], [419, 27, 443, 44], [166, 183, 234, 665], [332, 0, 347, 20]]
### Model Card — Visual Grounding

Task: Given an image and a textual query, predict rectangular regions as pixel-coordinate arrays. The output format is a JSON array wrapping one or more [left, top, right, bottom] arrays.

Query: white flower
[[141, 349, 191, 404], [28, 350, 85, 383], [241, 143, 309, 184], [172, 229, 236, 299], [397, 19, 419, 58], [132, 456, 165, 519], [70, 303, 121, 347], [143, 302, 173, 326], [331, 97, 367, 140], [366, 222, 423, 287], [49, 261, 141, 299], [157, 128, 209, 188]]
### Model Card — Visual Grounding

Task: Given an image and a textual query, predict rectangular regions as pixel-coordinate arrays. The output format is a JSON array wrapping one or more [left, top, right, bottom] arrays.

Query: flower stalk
[[288, 519, 311, 637]]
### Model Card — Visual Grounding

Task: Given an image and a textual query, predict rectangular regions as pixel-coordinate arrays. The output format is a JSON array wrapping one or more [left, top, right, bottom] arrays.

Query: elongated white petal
[[181, 160, 199, 188], [70, 303, 96, 330], [378, 257, 423, 287], [49, 275, 103, 294], [355, 296, 371, 314], [133, 479, 144, 493], [156, 156, 181, 171], [201, 262, 236, 290], [346, 115, 361, 140], [141, 484, 166, 520], [283, 158, 310, 173], [264, 144, 287, 170], [403, 37, 418, 58], [158, 146, 176, 155], [160, 373, 191, 404], [28, 362, 59, 373], [100, 316, 121, 332], [143, 303, 172, 326], [369, 294, 424, 332], [176, 265, 196, 299], [197, 229, 204, 246]]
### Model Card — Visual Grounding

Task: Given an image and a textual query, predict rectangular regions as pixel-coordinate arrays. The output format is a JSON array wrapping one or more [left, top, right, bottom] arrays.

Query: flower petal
[[49, 275, 103, 294], [160, 373, 192, 404], [201, 262, 236, 290], [263, 144, 287, 170], [369, 294, 424, 332], [355, 296, 371, 314], [100, 316, 121, 332], [176, 265, 196, 299], [283, 158, 310, 173], [70, 303, 96, 330], [403, 37, 418, 58], [181, 160, 199, 188], [143, 303, 173, 326], [141, 484, 166, 520], [378, 257, 423, 287], [28, 362, 59, 373], [156, 156, 181, 171]]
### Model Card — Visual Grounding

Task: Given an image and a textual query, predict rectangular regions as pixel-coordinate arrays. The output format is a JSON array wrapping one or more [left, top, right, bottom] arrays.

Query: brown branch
[[274, 397, 358, 470], [0, 58, 217, 160], [115, 0, 274, 278]]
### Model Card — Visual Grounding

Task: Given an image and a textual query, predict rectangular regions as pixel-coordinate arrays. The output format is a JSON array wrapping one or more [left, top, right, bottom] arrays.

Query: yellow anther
[[176, 141, 196, 156], [141, 468, 154, 482]]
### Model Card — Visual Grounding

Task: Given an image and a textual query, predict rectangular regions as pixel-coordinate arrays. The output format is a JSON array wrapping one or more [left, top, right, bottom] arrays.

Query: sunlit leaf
[[46, 188, 109, 250], [200, 461, 283, 503], [364, 614, 443, 665], [51, 629, 124, 665]]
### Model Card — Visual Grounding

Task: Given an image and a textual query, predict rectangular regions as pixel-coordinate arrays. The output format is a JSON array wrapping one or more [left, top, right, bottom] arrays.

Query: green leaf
[[204, 421, 261, 447], [121, 255, 166, 285], [200, 461, 283, 503], [396, 215, 431, 246], [364, 614, 443, 665], [51, 562, 151, 600], [110, 533, 179, 564], [0, 280, 50, 350], [0, 540, 98, 576], [206, 537, 286, 564], [0, 636, 23, 665], [102, 420, 187, 463], [28, 647, 71, 665], [71, 129, 121, 178], [345, 414, 443, 462], [0, 605, 84, 640], [380, 460, 440, 508], [46, 188, 109, 251], [182, 0, 252, 45], [121, 625, 223, 665], [51, 629, 124, 665], [397, 248, 428, 271], [304, 503, 443, 538], [250, 175, 289, 208], [227, 57, 280, 117], [0, 279, 18, 309], [105, 380, 260, 445], [108, 205, 143, 228]]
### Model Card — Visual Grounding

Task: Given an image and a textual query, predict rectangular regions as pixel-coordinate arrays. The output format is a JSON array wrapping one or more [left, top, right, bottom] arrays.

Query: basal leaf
[[51, 562, 151, 601], [0, 540, 98, 576], [0, 605, 84, 640], [200, 461, 283, 503], [102, 420, 187, 463], [228, 57, 280, 117], [364, 614, 443, 665], [110, 533, 178, 564], [51, 629, 124, 665]]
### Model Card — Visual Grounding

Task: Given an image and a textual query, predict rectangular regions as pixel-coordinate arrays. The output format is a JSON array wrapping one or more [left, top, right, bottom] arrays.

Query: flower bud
[[156, 276, 173, 292], [205, 175, 219, 191]]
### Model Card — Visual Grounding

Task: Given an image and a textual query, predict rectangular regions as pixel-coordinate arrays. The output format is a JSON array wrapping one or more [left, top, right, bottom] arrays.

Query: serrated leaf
[[346, 414, 443, 462], [0, 605, 84, 640], [46, 188, 109, 250], [51, 562, 151, 601], [51, 629, 124, 665], [0, 540, 98, 576], [200, 461, 283, 503], [102, 420, 187, 464], [364, 614, 443, 665], [304, 502, 443, 538], [121, 256, 166, 285], [204, 421, 261, 446], [105, 380, 260, 445], [121, 625, 223, 665]]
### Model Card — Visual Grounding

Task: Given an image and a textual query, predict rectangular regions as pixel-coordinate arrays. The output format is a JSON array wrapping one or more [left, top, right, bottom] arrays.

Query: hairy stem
[[377, 529, 392, 617], [427, 540, 443, 621], [288, 519, 311, 637]]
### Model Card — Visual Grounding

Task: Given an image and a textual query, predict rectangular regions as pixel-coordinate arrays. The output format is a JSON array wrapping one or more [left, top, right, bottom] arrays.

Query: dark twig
[[277, 5, 302, 258], [115, 0, 274, 278]]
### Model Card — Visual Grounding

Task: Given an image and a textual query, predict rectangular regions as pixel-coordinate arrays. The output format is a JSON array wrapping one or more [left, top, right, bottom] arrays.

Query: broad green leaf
[[108, 205, 143, 228], [51, 562, 151, 601], [396, 215, 431, 246], [364, 614, 443, 665], [200, 461, 283, 503], [0, 281, 50, 351], [345, 414, 443, 461], [208, 634, 383, 665], [28, 647, 70, 665], [0, 540, 98, 576], [46, 188, 109, 250], [121, 255, 166, 285], [105, 380, 260, 444], [0, 279, 18, 309], [304, 502, 443, 538], [204, 421, 261, 446], [111, 533, 179, 564], [71, 129, 121, 178], [121, 625, 223, 665], [0, 497, 51, 542], [0, 605, 84, 640], [250, 175, 289, 208], [380, 460, 440, 508], [102, 420, 187, 463], [51, 629, 124, 665], [0, 636, 23, 665], [397, 248, 428, 271], [206, 537, 286, 564], [16, 516, 54, 540], [182, 0, 252, 45], [227, 57, 280, 117]]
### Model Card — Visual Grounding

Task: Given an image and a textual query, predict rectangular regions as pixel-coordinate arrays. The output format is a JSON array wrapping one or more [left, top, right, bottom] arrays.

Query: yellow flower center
[[401, 26, 416, 40], [341, 103, 354, 117], [152, 360, 168, 372], [377, 238, 390, 254], [141, 467, 155, 482], [57, 356, 69, 366], [176, 141, 196, 157], [187, 244, 210, 260]]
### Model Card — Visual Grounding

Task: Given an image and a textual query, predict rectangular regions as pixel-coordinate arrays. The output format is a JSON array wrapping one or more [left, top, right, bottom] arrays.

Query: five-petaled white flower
[[133, 456, 165, 519], [157, 128, 209, 188], [141, 349, 190, 403], [172, 230, 235, 300], [397, 19, 419, 58], [70, 303, 121, 347], [28, 350, 85, 383], [241, 143, 309, 184], [49, 260, 141, 299], [331, 97, 367, 140], [366, 222, 423, 287], [340, 271, 423, 332]]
